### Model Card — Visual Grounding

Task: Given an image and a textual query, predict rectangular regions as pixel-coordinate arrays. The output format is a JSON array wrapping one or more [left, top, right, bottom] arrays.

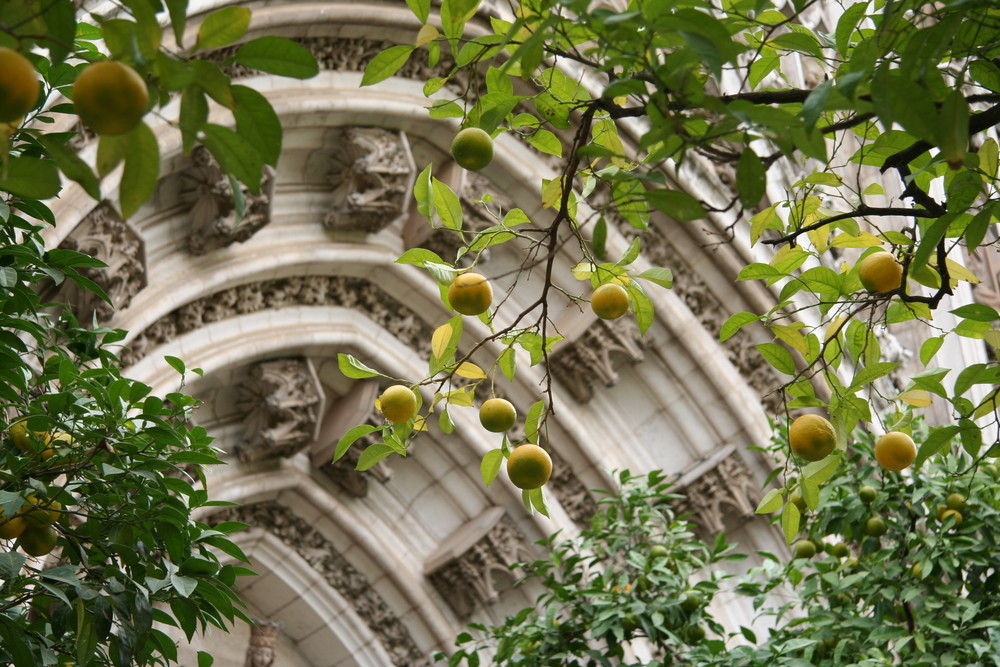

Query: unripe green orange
[[506, 444, 552, 489], [0, 48, 39, 123], [480, 398, 517, 433], [378, 385, 417, 423], [73, 61, 149, 136], [591, 283, 629, 320], [451, 127, 494, 171]]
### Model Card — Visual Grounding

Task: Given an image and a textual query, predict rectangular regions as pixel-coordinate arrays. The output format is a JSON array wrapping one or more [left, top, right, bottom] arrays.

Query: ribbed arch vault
[[45, 0, 791, 662]]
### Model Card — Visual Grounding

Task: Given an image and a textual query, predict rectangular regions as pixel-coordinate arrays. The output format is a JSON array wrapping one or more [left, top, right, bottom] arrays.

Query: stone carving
[[425, 508, 534, 620], [418, 172, 516, 265], [244, 619, 281, 667], [324, 127, 415, 233], [545, 449, 597, 524], [120, 276, 434, 366], [58, 201, 146, 323], [319, 411, 393, 498], [236, 358, 325, 462], [549, 317, 645, 403], [674, 453, 762, 533], [179, 146, 277, 255], [215, 501, 430, 667], [968, 230, 1000, 314]]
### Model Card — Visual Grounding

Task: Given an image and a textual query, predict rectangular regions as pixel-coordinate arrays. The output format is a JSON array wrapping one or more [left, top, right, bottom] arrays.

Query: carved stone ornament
[[235, 358, 325, 462], [549, 317, 646, 403], [425, 507, 534, 620], [58, 201, 146, 323], [244, 619, 281, 667], [214, 501, 430, 667], [319, 410, 393, 498], [179, 146, 277, 255], [120, 275, 435, 366], [545, 449, 597, 524], [324, 127, 416, 234], [967, 229, 1000, 314], [673, 447, 762, 534]]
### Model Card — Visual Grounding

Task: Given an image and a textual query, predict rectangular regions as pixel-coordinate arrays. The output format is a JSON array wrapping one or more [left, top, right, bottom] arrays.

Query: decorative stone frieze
[[673, 450, 762, 534], [244, 619, 281, 667], [179, 146, 276, 255], [549, 317, 645, 403], [215, 501, 430, 667], [319, 411, 393, 498], [120, 276, 434, 366], [545, 449, 597, 524], [425, 508, 534, 620], [235, 358, 325, 462], [58, 201, 146, 323], [324, 127, 416, 233]]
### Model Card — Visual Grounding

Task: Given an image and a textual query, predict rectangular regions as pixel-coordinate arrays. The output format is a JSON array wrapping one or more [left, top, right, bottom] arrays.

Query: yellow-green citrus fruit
[[940, 508, 963, 526], [788, 414, 836, 462], [946, 492, 967, 511], [790, 490, 807, 513], [18, 524, 57, 557], [864, 516, 887, 537], [448, 272, 493, 316], [450, 127, 494, 171], [9, 422, 54, 458], [0, 48, 39, 123], [649, 544, 668, 559], [874, 431, 916, 471], [479, 398, 517, 433], [73, 61, 149, 136], [859, 485, 878, 504], [591, 283, 630, 320], [679, 589, 704, 612], [22, 496, 61, 527], [506, 444, 552, 490], [858, 251, 903, 293], [792, 539, 817, 559], [831, 542, 850, 559], [0, 508, 26, 540], [378, 385, 417, 423]]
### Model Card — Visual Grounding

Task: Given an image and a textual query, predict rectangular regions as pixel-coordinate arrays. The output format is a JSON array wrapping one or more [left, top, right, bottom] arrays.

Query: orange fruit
[[940, 508, 963, 526], [0, 507, 26, 540], [73, 61, 149, 136], [0, 47, 39, 123], [378, 385, 417, 423], [788, 414, 836, 462], [858, 251, 903, 293], [450, 127, 494, 171], [591, 283, 629, 320], [448, 273, 493, 316], [480, 398, 517, 433], [22, 496, 61, 527], [9, 421, 55, 459], [506, 444, 552, 489], [18, 524, 57, 557], [874, 431, 916, 471]]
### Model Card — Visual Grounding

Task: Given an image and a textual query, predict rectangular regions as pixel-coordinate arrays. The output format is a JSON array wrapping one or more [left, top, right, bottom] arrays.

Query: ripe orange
[[448, 272, 493, 316], [0, 509, 26, 540], [858, 251, 903, 293], [874, 431, 916, 471], [73, 61, 149, 136], [591, 283, 629, 320], [9, 422, 55, 459], [378, 385, 417, 423], [0, 48, 39, 123], [506, 444, 552, 489], [788, 414, 836, 462], [22, 496, 61, 527], [450, 127, 494, 171], [480, 398, 517, 433], [18, 524, 57, 557]]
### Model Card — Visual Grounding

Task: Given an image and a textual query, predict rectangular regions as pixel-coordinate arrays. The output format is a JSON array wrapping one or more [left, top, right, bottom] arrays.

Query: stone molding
[[545, 449, 597, 524], [324, 127, 416, 234], [424, 507, 534, 620], [236, 358, 325, 462], [673, 447, 762, 534], [179, 146, 277, 255], [549, 317, 645, 403], [120, 275, 435, 366], [244, 619, 281, 667], [215, 501, 430, 667], [57, 201, 146, 324]]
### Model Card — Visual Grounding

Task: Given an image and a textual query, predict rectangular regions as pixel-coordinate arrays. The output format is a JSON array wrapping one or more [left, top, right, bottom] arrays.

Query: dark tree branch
[[764, 206, 941, 246], [881, 103, 1000, 173]]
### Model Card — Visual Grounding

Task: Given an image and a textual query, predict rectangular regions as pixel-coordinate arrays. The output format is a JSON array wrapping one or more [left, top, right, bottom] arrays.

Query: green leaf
[[361, 45, 415, 86], [179, 86, 209, 155], [120, 123, 160, 219], [801, 78, 833, 133], [37, 135, 100, 200], [919, 336, 944, 365], [235, 37, 319, 79], [480, 449, 503, 487], [337, 354, 382, 379], [781, 501, 801, 545], [170, 573, 198, 598], [201, 123, 263, 194], [850, 361, 899, 389], [635, 267, 673, 289], [41, 0, 76, 65], [525, 400, 544, 444], [499, 347, 515, 381], [0, 156, 61, 200], [197, 651, 214, 667], [756, 343, 796, 375], [950, 304, 999, 322], [749, 206, 782, 246], [357, 443, 397, 470], [165, 0, 188, 47], [396, 247, 445, 266], [736, 147, 767, 207], [195, 6, 250, 51], [413, 163, 434, 218], [645, 188, 707, 222], [721, 312, 762, 341], [803, 454, 840, 486], [432, 177, 463, 230], [334, 424, 378, 462], [406, 0, 431, 23], [232, 85, 282, 167], [528, 487, 549, 517], [755, 488, 783, 514]]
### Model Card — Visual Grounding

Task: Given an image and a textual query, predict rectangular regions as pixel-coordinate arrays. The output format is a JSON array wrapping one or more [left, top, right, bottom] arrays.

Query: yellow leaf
[[973, 392, 999, 420], [416, 23, 439, 46], [945, 259, 981, 285], [896, 389, 932, 407], [446, 387, 475, 407], [572, 262, 595, 281], [807, 220, 830, 253], [455, 362, 486, 379], [432, 322, 452, 360], [831, 231, 883, 248], [413, 416, 428, 431], [769, 243, 804, 268], [541, 178, 562, 208], [750, 205, 780, 246], [984, 329, 1000, 349]]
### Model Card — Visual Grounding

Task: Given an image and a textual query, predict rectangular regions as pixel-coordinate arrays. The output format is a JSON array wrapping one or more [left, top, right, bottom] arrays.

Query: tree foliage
[[340, 0, 1000, 518], [0, 1, 317, 664]]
